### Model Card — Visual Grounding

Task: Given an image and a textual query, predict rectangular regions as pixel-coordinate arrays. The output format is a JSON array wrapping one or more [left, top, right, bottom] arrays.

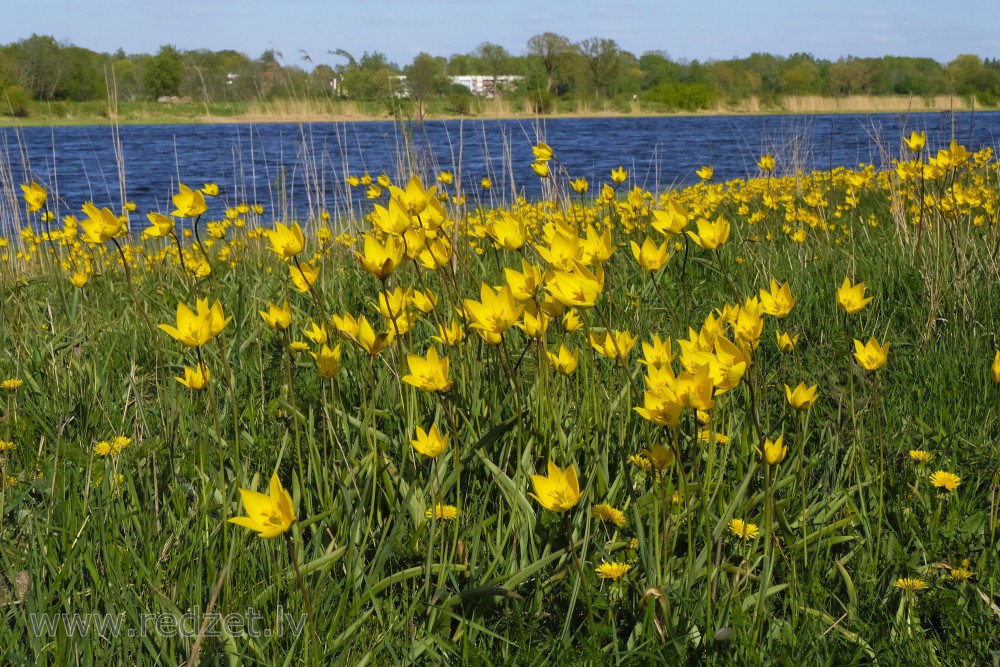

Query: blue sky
[[6, 0, 999, 68]]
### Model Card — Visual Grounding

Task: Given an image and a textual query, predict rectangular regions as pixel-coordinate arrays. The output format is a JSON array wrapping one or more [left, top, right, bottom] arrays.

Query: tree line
[[2, 33, 999, 117]]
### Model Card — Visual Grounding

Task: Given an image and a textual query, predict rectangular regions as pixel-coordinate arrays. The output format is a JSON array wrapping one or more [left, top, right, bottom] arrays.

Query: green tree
[[144, 45, 184, 99], [526, 32, 575, 93], [579, 37, 620, 99], [404, 53, 447, 119]]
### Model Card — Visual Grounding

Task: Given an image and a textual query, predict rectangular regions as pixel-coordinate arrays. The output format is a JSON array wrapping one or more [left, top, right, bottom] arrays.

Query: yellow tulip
[[610, 166, 628, 184], [546, 261, 604, 309], [410, 425, 448, 458], [836, 277, 873, 314], [903, 131, 926, 153], [145, 211, 175, 239], [21, 182, 47, 212], [402, 347, 453, 393], [853, 337, 889, 371], [532, 142, 553, 162], [759, 279, 796, 318], [228, 473, 296, 539], [265, 221, 305, 259], [630, 236, 670, 271], [529, 461, 583, 513], [176, 364, 210, 391], [310, 344, 342, 378], [776, 331, 799, 353], [531, 161, 550, 178], [758, 435, 787, 465], [463, 283, 523, 337], [546, 344, 579, 376], [171, 183, 208, 218], [686, 216, 731, 251], [651, 200, 688, 237], [785, 382, 818, 410], [259, 302, 292, 331], [289, 262, 319, 293], [355, 233, 404, 281]]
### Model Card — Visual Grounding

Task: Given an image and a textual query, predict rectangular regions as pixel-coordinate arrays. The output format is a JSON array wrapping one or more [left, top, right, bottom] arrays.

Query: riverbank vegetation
[[2, 33, 999, 124], [1, 129, 1000, 664]]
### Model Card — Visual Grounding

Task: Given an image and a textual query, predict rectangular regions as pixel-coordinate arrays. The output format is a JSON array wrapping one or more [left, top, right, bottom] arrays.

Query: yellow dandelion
[[93, 441, 113, 457], [595, 562, 632, 581], [591, 503, 628, 528], [0, 440, 15, 452], [425, 504, 459, 520], [0, 378, 23, 392], [908, 450, 933, 464], [949, 568, 974, 582], [110, 436, 131, 454], [728, 518, 759, 541], [929, 470, 961, 491], [628, 454, 652, 473], [894, 577, 928, 592]]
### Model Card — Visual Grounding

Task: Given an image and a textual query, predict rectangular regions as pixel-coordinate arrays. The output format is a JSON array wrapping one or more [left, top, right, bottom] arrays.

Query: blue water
[[2, 111, 999, 224]]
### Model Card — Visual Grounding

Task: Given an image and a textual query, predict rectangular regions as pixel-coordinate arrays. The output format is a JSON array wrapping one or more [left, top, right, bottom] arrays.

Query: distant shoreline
[[0, 95, 986, 128]]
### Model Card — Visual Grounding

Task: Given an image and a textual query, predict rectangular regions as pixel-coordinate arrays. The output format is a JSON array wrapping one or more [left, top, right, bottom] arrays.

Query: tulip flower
[[228, 473, 296, 539], [529, 461, 583, 513], [546, 344, 579, 376], [289, 262, 319, 293], [903, 131, 926, 153], [686, 216, 731, 251], [171, 183, 208, 218], [836, 277, 873, 314], [402, 347, 453, 392], [259, 302, 292, 331], [758, 435, 787, 465], [310, 344, 342, 378], [265, 222, 305, 259], [853, 337, 889, 371], [784, 382, 818, 410], [759, 279, 796, 318], [21, 182, 48, 212], [410, 425, 448, 458], [176, 364, 210, 391]]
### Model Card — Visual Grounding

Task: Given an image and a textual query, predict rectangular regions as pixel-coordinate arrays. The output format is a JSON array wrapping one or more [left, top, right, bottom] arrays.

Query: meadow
[[1, 131, 999, 665]]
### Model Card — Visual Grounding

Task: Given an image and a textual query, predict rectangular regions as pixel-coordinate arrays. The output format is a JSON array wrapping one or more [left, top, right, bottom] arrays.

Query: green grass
[[1, 151, 1000, 665]]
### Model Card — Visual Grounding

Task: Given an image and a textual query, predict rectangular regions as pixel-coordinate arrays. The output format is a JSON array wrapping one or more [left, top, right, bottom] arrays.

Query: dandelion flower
[[0, 379, 23, 392], [595, 562, 631, 581], [425, 504, 459, 520], [592, 503, 627, 528], [728, 518, 759, 541], [950, 568, 974, 582], [908, 450, 933, 464], [929, 470, 961, 491], [893, 577, 927, 593], [0, 440, 15, 452]]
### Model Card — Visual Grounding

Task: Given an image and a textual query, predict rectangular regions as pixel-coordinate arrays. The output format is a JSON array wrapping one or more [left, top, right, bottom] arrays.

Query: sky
[[5, 0, 1000, 69]]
